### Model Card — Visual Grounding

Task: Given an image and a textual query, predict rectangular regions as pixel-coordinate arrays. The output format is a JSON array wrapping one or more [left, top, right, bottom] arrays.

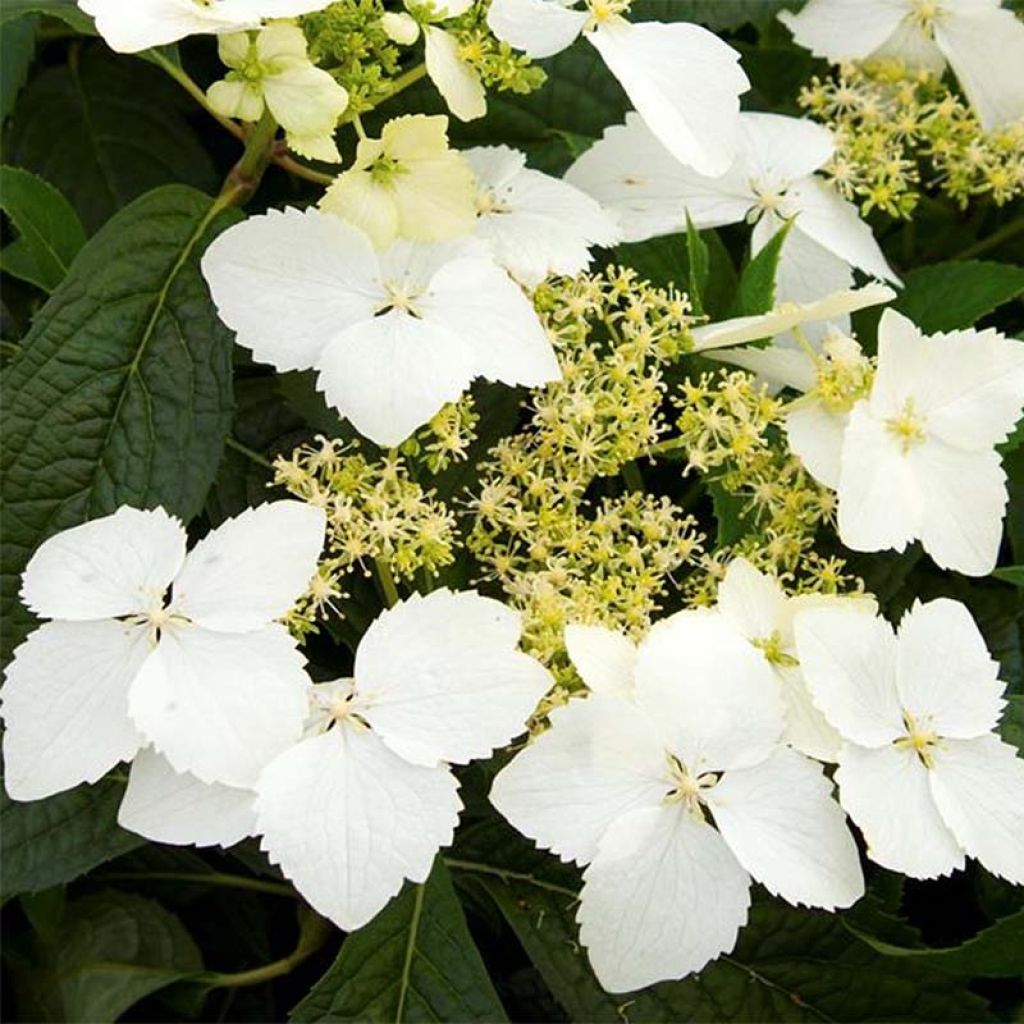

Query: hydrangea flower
[[202, 207, 560, 447], [568, 112, 899, 326], [77, 0, 333, 53], [464, 145, 620, 286], [1, 502, 325, 799], [795, 598, 1024, 883], [381, 0, 487, 122], [780, 0, 1024, 130], [486, 0, 749, 177], [492, 610, 863, 992], [716, 557, 878, 761], [320, 114, 477, 249], [832, 309, 1024, 575], [253, 589, 552, 929], [207, 23, 350, 161]]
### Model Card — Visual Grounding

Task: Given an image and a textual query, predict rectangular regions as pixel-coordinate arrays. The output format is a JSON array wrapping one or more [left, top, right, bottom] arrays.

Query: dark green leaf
[[0, 165, 87, 291], [730, 217, 793, 317], [0, 14, 36, 121], [685, 212, 709, 317], [6, 45, 217, 232], [994, 566, 1024, 587], [1, 185, 240, 661], [892, 260, 1024, 333], [1, 778, 143, 898], [845, 909, 1024, 977], [0, 0, 93, 34], [291, 859, 507, 1023], [480, 880, 992, 1022], [1001, 694, 1024, 755]]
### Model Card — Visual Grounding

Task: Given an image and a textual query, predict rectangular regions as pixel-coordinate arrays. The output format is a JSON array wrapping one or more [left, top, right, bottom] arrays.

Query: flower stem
[[375, 557, 401, 607], [225, 435, 274, 470], [95, 871, 296, 898], [953, 214, 1024, 261], [443, 858, 580, 900]]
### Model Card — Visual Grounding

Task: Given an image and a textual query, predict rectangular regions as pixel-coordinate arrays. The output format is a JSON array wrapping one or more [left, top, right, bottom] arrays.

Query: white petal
[[128, 624, 308, 788], [356, 590, 552, 766], [425, 28, 487, 122], [634, 610, 783, 773], [565, 113, 751, 243], [707, 748, 863, 910], [783, 177, 899, 284], [563, 624, 636, 697], [929, 735, 1024, 885], [785, 401, 848, 489], [777, 664, 843, 762], [913, 440, 1007, 577], [935, 7, 1024, 130], [317, 308, 476, 448], [1, 620, 148, 800], [486, 0, 587, 57], [793, 606, 904, 747], [778, 0, 907, 61], [836, 742, 964, 878], [201, 207, 380, 373], [742, 112, 835, 184], [21, 506, 185, 621], [716, 557, 788, 642], [490, 695, 667, 865], [118, 748, 256, 848], [589, 21, 748, 178], [381, 11, 421, 45], [78, 0, 254, 52], [255, 725, 462, 931], [207, 79, 265, 122], [172, 501, 326, 633], [422, 257, 561, 386], [263, 63, 349, 140], [579, 804, 751, 992], [896, 598, 1004, 738], [836, 401, 922, 556], [872, 311, 1024, 450]]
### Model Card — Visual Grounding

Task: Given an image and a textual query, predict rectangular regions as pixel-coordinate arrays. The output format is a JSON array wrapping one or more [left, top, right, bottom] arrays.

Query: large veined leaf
[[0, 0, 93, 33], [0, 14, 37, 121], [6, 45, 217, 232], [1, 778, 143, 898], [290, 859, 508, 1023], [0, 185, 240, 662]]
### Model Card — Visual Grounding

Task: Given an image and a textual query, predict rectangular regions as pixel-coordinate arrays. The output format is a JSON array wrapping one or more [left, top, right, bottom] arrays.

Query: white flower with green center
[[77, 0, 334, 53], [716, 557, 878, 761], [252, 589, 552, 930], [320, 114, 477, 249], [382, 0, 487, 123], [795, 598, 1024, 883], [780, 0, 1024, 130], [567, 112, 900, 330], [834, 308, 1024, 575], [464, 145, 620, 286], [207, 23, 350, 161], [491, 611, 864, 992], [201, 206, 561, 446], [486, 0, 749, 177], [1, 502, 326, 801]]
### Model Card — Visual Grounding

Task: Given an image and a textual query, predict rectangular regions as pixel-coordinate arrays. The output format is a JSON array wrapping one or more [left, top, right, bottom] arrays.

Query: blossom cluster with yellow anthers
[[673, 370, 852, 603], [442, 4, 547, 95], [402, 395, 480, 474], [800, 60, 1024, 217], [467, 269, 702, 698], [273, 437, 458, 637]]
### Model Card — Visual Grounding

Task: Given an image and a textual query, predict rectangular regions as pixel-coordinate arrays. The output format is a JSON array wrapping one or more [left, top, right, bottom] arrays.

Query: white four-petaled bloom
[[254, 589, 553, 930], [465, 145, 620, 286], [77, 0, 333, 53], [207, 23, 350, 162], [486, 0, 749, 177], [795, 598, 1024, 883], [716, 557, 878, 761], [492, 611, 864, 992], [780, 0, 1024, 130], [568, 112, 899, 335], [201, 206, 561, 447], [1, 502, 325, 800], [833, 309, 1024, 575]]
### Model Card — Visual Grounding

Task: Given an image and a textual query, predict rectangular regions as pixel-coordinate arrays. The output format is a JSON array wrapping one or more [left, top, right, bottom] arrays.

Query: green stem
[[375, 557, 401, 608], [648, 436, 688, 457], [146, 50, 245, 141], [443, 858, 580, 900], [395, 883, 426, 1022], [201, 908, 332, 989], [953, 214, 1024, 261], [94, 871, 296, 898], [225, 435, 274, 470]]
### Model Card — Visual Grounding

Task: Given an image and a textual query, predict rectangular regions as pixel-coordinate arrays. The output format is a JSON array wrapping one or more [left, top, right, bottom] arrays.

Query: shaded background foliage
[[1, 1, 1023, 1021]]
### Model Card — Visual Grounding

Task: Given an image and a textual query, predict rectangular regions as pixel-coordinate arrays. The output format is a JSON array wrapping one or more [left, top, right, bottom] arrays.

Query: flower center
[[664, 754, 719, 820], [750, 179, 790, 218], [313, 680, 371, 732], [894, 710, 939, 767], [752, 630, 798, 667], [908, 0, 943, 33], [380, 280, 424, 317], [884, 397, 927, 452], [476, 187, 511, 216], [370, 154, 408, 186], [587, 0, 631, 24]]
